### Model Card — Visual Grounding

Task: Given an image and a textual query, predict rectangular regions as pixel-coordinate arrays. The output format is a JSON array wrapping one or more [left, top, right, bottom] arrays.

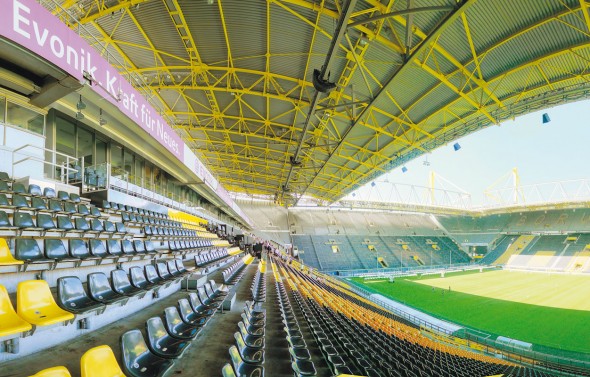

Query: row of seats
[[171, 239, 214, 253], [279, 259, 555, 377], [0, 180, 82, 204], [120, 284, 228, 377], [223, 294, 267, 377], [276, 278, 318, 377], [223, 259, 246, 285], [0, 196, 101, 217], [195, 248, 229, 267], [102, 200, 168, 219], [0, 238, 162, 268], [143, 225, 197, 238], [0, 211, 127, 238], [0, 261, 192, 343], [251, 267, 266, 303]]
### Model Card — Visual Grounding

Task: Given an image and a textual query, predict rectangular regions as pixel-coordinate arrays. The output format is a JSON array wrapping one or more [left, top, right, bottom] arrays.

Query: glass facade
[[0, 96, 45, 136]]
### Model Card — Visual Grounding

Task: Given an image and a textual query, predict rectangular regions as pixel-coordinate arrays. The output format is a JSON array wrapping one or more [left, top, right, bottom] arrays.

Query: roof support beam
[[282, 0, 359, 191], [347, 5, 456, 28]]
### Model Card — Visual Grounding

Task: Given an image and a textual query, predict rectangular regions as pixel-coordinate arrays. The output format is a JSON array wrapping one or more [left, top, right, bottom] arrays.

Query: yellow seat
[[17, 280, 74, 326], [0, 284, 32, 337], [29, 366, 72, 377], [0, 238, 23, 265], [81, 345, 125, 377]]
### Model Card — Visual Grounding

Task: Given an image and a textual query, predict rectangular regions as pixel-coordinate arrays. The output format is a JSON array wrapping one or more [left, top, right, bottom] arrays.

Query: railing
[[326, 262, 475, 277], [340, 271, 590, 376], [12, 144, 78, 183]]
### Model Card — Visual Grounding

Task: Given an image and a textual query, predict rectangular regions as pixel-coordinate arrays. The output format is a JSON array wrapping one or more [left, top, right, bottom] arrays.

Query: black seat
[[56, 276, 104, 314], [28, 184, 42, 196], [133, 240, 147, 256], [14, 212, 38, 230], [163, 307, 199, 340], [177, 298, 207, 327], [234, 332, 264, 365], [30, 197, 47, 211], [12, 194, 29, 209], [121, 329, 174, 377], [145, 265, 167, 286], [197, 287, 219, 308], [12, 183, 26, 194], [188, 292, 216, 317], [89, 239, 108, 259], [90, 218, 104, 233], [37, 213, 57, 231], [15, 238, 52, 263], [63, 202, 77, 215], [130, 266, 154, 290], [121, 240, 136, 256], [111, 269, 145, 297], [0, 171, 10, 182], [57, 190, 69, 201], [69, 193, 81, 203], [106, 239, 123, 258], [146, 316, 190, 359], [69, 239, 96, 260], [238, 322, 265, 348], [88, 272, 127, 305], [222, 364, 237, 377], [48, 199, 63, 213], [104, 221, 116, 233], [291, 360, 317, 376], [45, 238, 78, 263], [78, 204, 90, 216], [43, 187, 56, 198], [57, 216, 75, 232], [75, 218, 91, 232], [156, 262, 175, 281], [229, 345, 264, 377]]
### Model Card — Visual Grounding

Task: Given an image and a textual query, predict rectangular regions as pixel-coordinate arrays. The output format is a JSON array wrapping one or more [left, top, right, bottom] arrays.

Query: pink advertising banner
[[0, 0, 184, 160]]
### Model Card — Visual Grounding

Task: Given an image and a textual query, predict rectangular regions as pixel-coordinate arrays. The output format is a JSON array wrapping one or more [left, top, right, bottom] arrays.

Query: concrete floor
[[1, 260, 338, 377]]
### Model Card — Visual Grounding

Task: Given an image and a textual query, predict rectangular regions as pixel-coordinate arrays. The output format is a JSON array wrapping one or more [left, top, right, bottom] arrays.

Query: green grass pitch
[[350, 270, 590, 354]]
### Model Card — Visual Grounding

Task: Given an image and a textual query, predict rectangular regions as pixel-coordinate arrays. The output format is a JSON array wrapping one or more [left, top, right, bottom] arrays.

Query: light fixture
[[75, 111, 85, 120], [359, 32, 370, 46], [207, 0, 215, 4], [453, 142, 461, 151], [76, 95, 86, 110], [542, 113, 551, 124], [99, 109, 108, 126]]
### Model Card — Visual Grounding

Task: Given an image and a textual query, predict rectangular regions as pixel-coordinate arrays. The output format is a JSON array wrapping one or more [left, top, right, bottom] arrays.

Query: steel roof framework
[[49, 0, 590, 206]]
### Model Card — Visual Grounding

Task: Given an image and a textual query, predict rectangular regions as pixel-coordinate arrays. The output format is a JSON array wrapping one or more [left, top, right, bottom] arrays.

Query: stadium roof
[[49, 0, 590, 205]]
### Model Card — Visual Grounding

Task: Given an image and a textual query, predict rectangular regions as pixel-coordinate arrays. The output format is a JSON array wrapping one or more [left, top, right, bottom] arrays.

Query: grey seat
[[56, 276, 104, 314], [121, 329, 174, 377], [145, 316, 190, 359], [229, 345, 264, 377], [130, 266, 154, 290], [234, 332, 264, 365], [177, 298, 207, 327], [111, 269, 145, 297], [163, 307, 199, 340], [89, 239, 108, 259], [45, 239, 79, 263], [15, 238, 52, 264], [88, 272, 127, 305]]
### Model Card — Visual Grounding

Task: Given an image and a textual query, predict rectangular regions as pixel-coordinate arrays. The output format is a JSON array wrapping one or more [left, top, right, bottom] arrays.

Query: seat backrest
[[14, 212, 34, 229], [0, 238, 22, 265], [164, 306, 184, 329], [69, 239, 90, 259], [106, 239, 122, 256], [28, 184, 42, 196], [80, 345, 125, 377], [15, 238, 43, 261], [78, 204, 90, 215], [75, 218, 90, 231], [0, 171, 10, 181], [45, 239, 69, 260], [17, 280, 55, 317], [221, 364, 237, 377], [111, 269, 133, 294], [0, 181, 9, 191], [43, 187, 56, 198], [88, 272, 113, 300], [133, 240, 146, 253], [89, 239, 107, 258], [48, 199, 62, 212], [102, 200, 111, 209], [175, 259, 186, 272], [69, 193, 81, 203], [228, 345, 243, 372], [37, 213, 56, 230], [12, 182, 26, 194], [177, 298, 193, 321], [167, 260, 179, 276], [115, 222, 126, 233], [103, 220, 116, 232], [0, 210, 10, 227], [129, 266, 149, 289], [29, 366, 72, 377], [90, 219, 104, 232], [56, 216, 74, 230], [145, 241, 156, 253], [57, 276, 89, 310], [120, 329, 150, 375], [121, 240, 135, 255], [31, 196, 47, 210], [197, 287, 209, 305], [63, 202, 77, 214], [12, 194, 29, 208], [234, 331, 247, 352], [90, 207, 101, 217], [0, 194, 9, 207], [146, 316, 168, 347], [156, 263, 171, 279], [144, 265, 161, 283]]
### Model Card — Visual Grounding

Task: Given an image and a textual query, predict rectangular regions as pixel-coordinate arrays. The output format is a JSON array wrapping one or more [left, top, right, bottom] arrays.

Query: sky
[[348, 99, 590, 206]]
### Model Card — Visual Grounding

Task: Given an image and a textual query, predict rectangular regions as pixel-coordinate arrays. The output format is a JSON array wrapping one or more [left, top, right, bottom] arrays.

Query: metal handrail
[[11, 143, 78, 183]]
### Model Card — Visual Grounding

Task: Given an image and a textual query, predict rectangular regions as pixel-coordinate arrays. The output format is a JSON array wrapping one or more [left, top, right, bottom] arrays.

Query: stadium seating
[[120, 329, 174, 377], [80, 345, 125, 377], [145, 316, 190, 358], [0, 284, 32, 338], [17, 280, 75, 326], [29, 366, 72, 377]]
